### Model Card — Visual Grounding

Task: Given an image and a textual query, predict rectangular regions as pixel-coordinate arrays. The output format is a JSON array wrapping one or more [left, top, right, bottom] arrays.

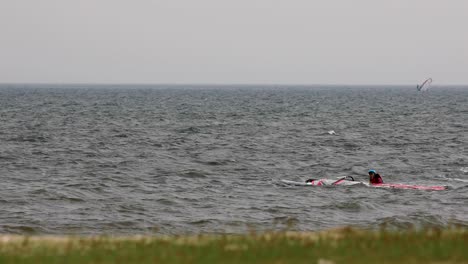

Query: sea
[[0, 84, 467, 235]]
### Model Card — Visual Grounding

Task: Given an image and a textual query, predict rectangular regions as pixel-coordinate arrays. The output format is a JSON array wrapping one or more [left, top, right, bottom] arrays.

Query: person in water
[[368, 169, 383, 184]]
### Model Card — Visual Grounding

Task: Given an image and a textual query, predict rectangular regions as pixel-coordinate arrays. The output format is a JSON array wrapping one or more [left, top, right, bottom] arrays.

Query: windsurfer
[[368, 169, 383, 184]]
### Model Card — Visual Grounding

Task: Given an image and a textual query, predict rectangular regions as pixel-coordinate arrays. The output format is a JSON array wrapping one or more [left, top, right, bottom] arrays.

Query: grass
[[0, 227, 467, 263]]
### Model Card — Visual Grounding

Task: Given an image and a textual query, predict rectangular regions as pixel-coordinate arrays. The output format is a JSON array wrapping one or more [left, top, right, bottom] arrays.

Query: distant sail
[[416, 78, 432, 91]]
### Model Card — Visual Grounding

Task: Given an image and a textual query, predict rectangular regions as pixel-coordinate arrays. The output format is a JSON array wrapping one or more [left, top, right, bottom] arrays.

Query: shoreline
[[0, 225, 465, 242], [0, 227, 466, 263]]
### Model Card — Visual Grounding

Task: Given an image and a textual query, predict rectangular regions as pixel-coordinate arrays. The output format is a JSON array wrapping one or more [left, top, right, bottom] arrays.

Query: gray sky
[[1, 0, 467, 85]]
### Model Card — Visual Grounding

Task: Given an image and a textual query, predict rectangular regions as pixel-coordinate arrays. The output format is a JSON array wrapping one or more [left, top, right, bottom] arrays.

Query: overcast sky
[[1, 0, 467, 85]]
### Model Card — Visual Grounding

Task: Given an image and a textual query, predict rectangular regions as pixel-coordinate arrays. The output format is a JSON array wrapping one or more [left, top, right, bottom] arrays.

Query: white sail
[[417, 78, 432, 92]]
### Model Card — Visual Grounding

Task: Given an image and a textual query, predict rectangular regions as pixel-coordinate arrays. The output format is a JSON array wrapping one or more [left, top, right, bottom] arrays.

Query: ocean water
[[0, 84, 467, 235]]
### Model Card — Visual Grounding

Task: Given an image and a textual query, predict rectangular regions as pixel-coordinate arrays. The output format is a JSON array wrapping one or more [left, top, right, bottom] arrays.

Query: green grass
[[0, 227, 467, 264]]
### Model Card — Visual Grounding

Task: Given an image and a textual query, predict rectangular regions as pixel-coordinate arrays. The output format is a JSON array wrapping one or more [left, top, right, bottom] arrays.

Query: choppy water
[[0, 84, 467, 235]]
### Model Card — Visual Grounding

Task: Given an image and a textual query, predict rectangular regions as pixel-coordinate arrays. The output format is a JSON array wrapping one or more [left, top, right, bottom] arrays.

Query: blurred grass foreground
[[0, 227, 467, 264]]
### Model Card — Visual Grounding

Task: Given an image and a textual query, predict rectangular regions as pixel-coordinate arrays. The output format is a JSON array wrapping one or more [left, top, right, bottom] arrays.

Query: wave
[[436, 174, 468, 183]]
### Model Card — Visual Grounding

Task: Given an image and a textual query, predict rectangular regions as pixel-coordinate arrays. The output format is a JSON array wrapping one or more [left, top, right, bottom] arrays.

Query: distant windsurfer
[[368, 169, 383, 184], [416, 78, 432, 92]]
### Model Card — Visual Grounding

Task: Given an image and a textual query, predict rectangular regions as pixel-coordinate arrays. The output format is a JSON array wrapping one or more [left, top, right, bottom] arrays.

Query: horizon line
[[1, 82, 468, 87]]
